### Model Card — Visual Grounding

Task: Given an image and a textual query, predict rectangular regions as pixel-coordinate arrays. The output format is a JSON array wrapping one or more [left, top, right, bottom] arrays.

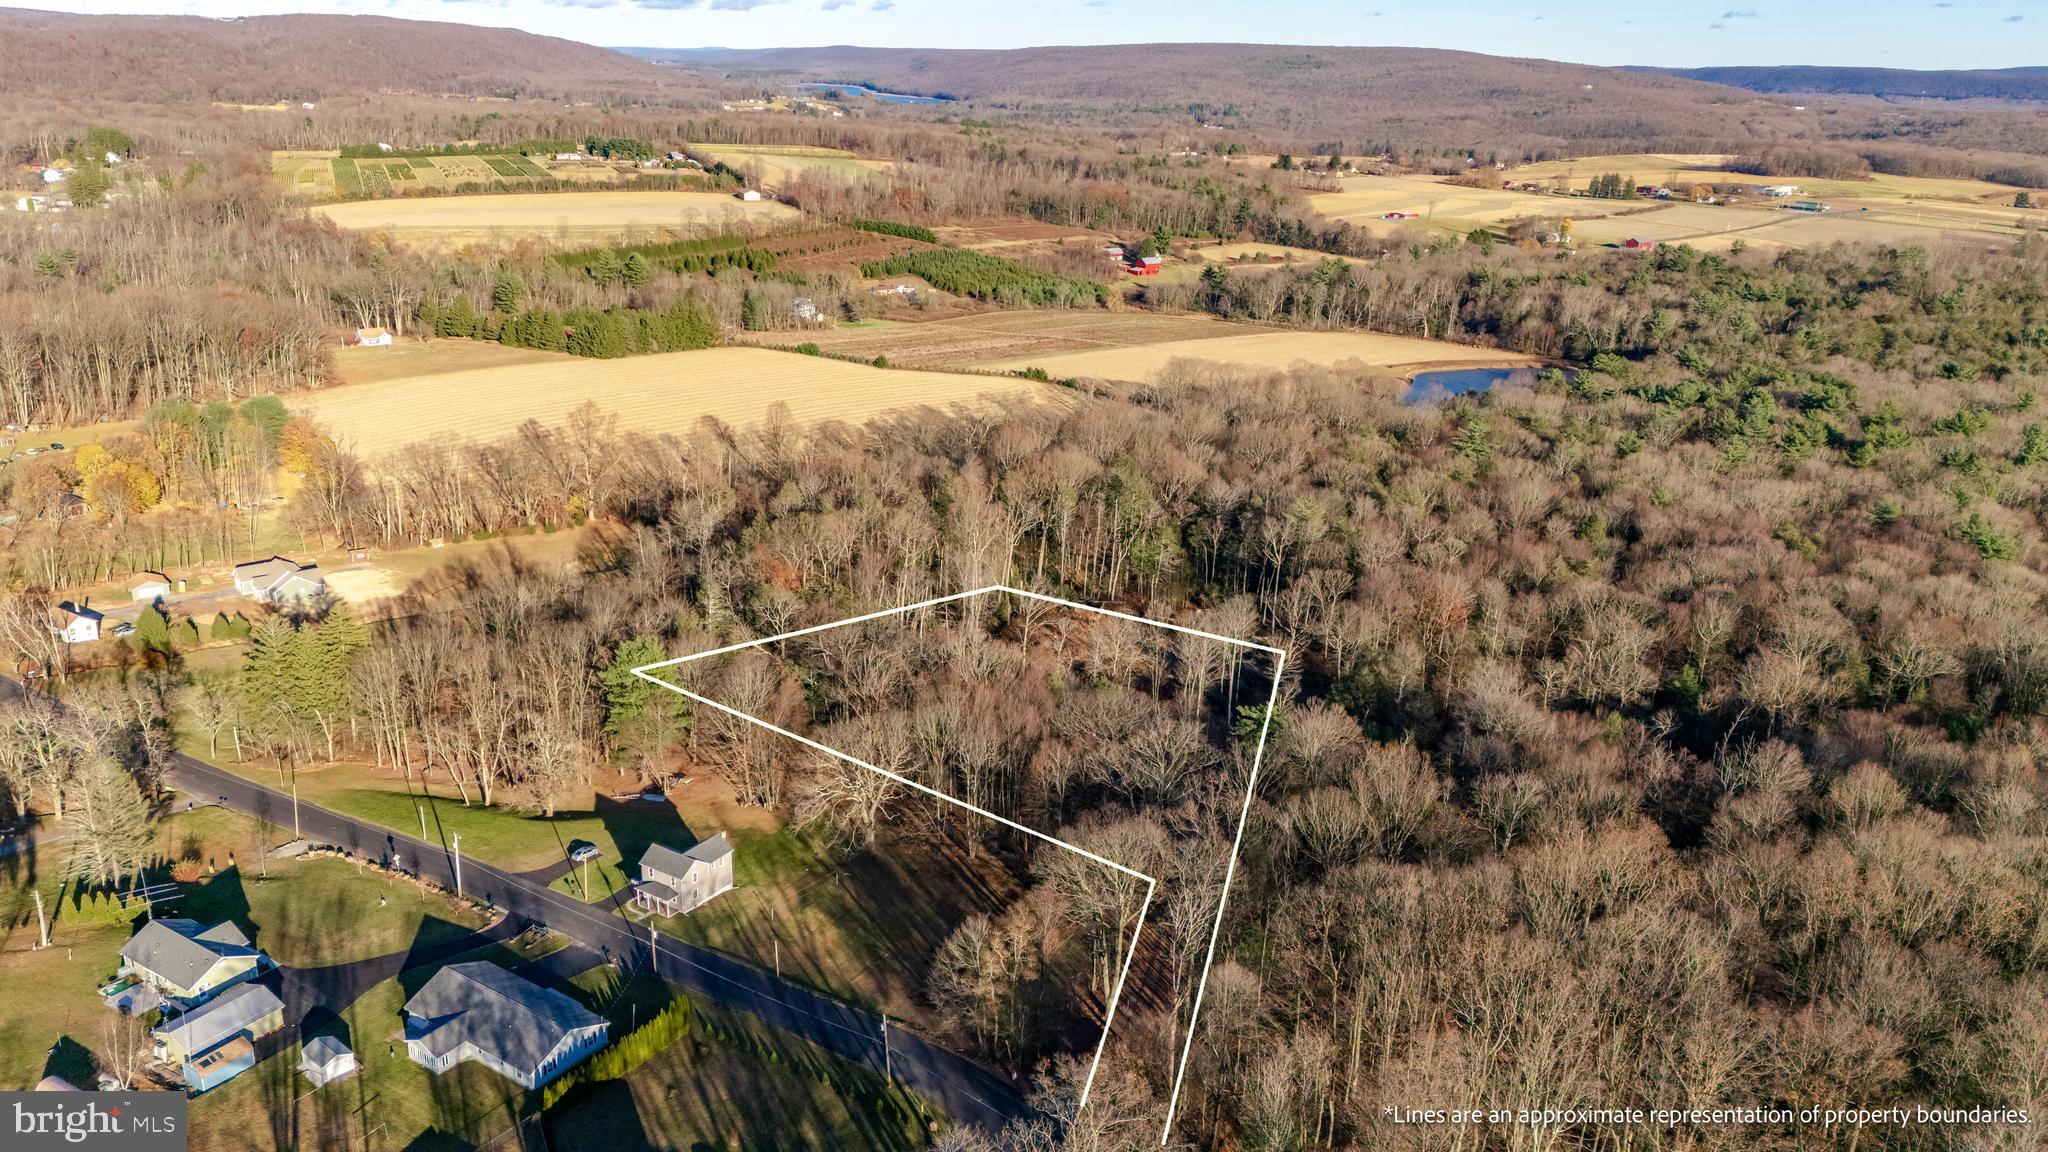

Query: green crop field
[[273, 150, 625, 200]]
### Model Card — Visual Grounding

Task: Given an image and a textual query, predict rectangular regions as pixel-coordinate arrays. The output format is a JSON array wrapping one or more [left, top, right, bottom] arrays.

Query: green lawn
[[551, 824, 821, 904], [189, 757, 690, 879], [546, 1000, 934, 1152], [172, 856, 489, 970], [0, 916, 131, 1090]]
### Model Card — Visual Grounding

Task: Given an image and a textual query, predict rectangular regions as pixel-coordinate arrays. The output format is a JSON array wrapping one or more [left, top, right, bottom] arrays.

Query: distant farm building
[[232, 556, 326, 603], [403, 962, 608, 1089], [1622, 237, 1657, 250], [1762, 185, 1801, 198], [51, 602, 101, 644], [735, 189, 764, 202], [131, 573, 172, 601], [1788, 201, 1830, 212], [1381, 211, 1421, 220], [633, 835, 736, 918], [870, 282, 916, 296], [40, 168, 63, 184], [352, 327, 393, 347]]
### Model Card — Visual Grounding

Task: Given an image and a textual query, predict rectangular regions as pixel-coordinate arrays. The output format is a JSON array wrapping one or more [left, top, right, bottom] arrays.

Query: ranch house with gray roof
[[402, 962, 608, 1089]]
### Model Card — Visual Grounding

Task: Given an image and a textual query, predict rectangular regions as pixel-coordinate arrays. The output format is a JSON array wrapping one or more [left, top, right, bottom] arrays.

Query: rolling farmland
[[740, 310, 1253, 368], [1311, 158, 2040, 249], [274, 150, 637, 198], [312, 191, 800, 248], [292, 346, 1057, 458], [974, 329, 1537, 382], [692, 144, 891, 190], [1311, 173, 1646, 234]]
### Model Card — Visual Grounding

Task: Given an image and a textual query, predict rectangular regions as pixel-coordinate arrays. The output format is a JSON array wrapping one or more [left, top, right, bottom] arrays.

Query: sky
[[30, 0, 2048, 69]]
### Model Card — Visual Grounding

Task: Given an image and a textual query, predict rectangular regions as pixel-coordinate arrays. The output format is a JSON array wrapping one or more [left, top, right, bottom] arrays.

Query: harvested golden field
[[692, 145, 889, 190], [1565, 203, 1789, 247], [333, 337, 576, 386], [292, 346, 1056, 459], [1311, 174, 1642, 234], [1503, 154, 2038, 243], [313, 191, 799, 248], [975, 329, 1537, 383], [1188, 241, 1370, 266], [740, 310, 1249, 369]]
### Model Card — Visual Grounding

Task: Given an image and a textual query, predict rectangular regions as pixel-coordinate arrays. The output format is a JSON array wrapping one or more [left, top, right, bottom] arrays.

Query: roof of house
[[133, 572, 170, 587], [356, 327, 389, 339], [302, 1035, 353, 1067], [154, 982, 284, 1056], [635, 879, 680, 905], [686, 833, 732, 864], [56, 601, 102, 622], [641, 834, 731, 879], [403, 962, 604, 1072], [233, 556, 302, 582], [638, 842, 695, 878], [121, 918, 255, 990]]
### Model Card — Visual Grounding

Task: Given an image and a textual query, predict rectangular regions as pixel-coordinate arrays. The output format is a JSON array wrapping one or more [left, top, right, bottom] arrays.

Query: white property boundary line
[[631, 584, 1285, 1145]]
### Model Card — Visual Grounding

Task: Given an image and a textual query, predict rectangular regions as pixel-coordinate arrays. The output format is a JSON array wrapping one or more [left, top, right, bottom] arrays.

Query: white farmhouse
[[632, 834, 735, 917], [52, 602, 101, 644]]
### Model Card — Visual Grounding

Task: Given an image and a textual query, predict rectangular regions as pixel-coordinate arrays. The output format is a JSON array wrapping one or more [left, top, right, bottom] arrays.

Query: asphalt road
[[161, 739, 1032, 1133], [0, 674, 1029, 1132]]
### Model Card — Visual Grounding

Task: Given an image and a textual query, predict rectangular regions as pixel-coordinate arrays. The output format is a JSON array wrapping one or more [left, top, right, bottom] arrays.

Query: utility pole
[[881, 1014, 892, 1082], [451, 833, 463, 899], [290, 762, 302, 839], [773, 937, 780, 980], [417, 803, 426, 842], [33, 889, 50, 949]]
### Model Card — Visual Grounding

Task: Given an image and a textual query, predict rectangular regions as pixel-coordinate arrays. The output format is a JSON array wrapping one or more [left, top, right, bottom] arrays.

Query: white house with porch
[[632, 834, 735, 918]]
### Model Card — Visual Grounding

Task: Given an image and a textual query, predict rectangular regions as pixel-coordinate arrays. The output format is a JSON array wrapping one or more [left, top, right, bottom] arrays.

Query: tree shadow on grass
[[161, 866, 255, 948], [41, 1035, 95, 1086]]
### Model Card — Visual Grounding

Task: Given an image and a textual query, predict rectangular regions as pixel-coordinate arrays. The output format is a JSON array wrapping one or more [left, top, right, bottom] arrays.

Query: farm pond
[[795, 82, 951, 104], [1404, 366, 1542, 405]]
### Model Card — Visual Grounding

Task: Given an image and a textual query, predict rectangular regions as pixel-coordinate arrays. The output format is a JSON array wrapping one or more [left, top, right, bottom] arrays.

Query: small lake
[[1403, 366, 1539, 405], [795, 82, 950, 105]]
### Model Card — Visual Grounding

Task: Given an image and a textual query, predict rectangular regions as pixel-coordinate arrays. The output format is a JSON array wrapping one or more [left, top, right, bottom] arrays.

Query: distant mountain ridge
[[1633, 65, 2048, 102], [627, 43, 1803, 153], [0, 8, 680, 103]]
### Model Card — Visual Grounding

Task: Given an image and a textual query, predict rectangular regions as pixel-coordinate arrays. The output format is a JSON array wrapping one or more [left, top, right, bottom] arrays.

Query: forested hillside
[[639, 43, 1800, 157], [0, 9, 683, 103], [1641, 64, 2048, 102]]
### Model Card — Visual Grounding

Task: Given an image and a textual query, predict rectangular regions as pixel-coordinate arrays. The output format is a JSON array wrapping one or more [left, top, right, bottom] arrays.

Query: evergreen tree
[[67, 759, 150, 888], [741, 292, 769, 332], [492, 267, 526, 312], [242, 616, 304, 756], [132, 604, 172, 654], [600, 636, 691, 778], [622, 252, 651, 288], [239, 396, 289, 445], [439, 294, 479, 339]]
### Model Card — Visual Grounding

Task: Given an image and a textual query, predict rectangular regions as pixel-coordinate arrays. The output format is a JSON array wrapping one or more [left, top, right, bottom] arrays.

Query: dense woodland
[[12, 233, 2048, 1149], [7, 23, 2048, 1151]]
